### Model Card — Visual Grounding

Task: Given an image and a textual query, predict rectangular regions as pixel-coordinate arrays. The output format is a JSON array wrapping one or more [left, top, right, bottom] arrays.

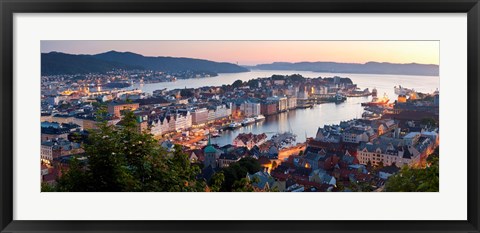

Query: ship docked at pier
[[228, 115, 266, 130], [361, 93, 390, 107], [394, 85, 414, 95], [228, 122, 242, 129], [241, 117, 256, 126], [254, 115, 266, 121]]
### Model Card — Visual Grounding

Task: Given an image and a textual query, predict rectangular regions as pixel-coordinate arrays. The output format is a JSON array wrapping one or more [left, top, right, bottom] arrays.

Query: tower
[[203, 135, 217, 168]]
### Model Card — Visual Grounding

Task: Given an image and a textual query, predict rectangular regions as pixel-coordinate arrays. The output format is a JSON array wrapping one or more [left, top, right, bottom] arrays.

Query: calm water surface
[[127, 70, 439, 146]]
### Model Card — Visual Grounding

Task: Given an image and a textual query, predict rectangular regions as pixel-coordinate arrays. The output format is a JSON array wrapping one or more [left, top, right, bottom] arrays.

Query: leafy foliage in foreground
[[220, 157, 262, 192], [51, 111, 207, 192], [385, 148, 439, 192]]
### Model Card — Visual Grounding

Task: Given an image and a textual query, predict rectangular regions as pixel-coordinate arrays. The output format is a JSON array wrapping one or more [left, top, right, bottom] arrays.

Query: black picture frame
[[1, 0, 479, 232]]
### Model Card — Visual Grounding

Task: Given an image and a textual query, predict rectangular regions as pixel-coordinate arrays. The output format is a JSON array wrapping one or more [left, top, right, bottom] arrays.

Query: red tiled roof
[[271, 172, 289, 181]]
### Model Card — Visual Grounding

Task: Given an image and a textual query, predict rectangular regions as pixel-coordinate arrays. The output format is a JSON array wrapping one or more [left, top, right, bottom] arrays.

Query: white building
[[191, 108, 209, 125], [240, 101, 261, 117], [357, 142, 421, 167], [315, 85, 329, 95], [41, 143, 56, 162], [173, 111, 192, 131], [297, 86, 309, 100], [403, 132, 421, 146], [214, 103, 232, 119], [267, 96, 288, 112], [207, 103, 232, 122], [149, 117, 171, 136], [342, 129, 370, 143], [287, 96, 297, 109], [286, 86, 298, 97], [207, 109, 216, 123]]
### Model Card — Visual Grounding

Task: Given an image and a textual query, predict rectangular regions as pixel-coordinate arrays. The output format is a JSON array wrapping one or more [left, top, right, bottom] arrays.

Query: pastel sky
[[41, 41, 439, 66]]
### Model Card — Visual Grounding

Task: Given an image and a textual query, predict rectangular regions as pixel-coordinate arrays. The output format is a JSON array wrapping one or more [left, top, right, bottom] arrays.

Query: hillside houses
[[357, 141, 421, 167]]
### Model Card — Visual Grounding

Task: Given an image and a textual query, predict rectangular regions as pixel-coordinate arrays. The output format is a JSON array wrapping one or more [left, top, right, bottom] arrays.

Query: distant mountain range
[[248, 61, 439, 76], [42, 50, 439, 76], [41, 51, 249, 76]]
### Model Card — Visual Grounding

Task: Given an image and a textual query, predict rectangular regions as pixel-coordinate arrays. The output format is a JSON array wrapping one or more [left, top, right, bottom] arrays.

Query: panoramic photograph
[[40, 41, 439, 192]]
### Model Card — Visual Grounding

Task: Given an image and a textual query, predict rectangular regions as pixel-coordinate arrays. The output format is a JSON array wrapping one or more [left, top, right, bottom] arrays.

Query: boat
[[270, 132, 297, 148], [361, 93, 390, 106], [345, 88, 371, 97], [241, 118, 255, 126], [297, 104, 313, 109], [362, 111, 380, 120], [209, 129, 220, 138], [335, 93, 347, 103], [394, 85, 414, 95], [228, 122, 242, 129], [254, 115, 266, 121]]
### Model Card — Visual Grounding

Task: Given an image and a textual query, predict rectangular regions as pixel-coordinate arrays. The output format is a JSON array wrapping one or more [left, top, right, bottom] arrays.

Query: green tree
[[335, 180, 345, 192], [41, 182, 56, 192], [289, 74, 305, 83], [385, 157, 439, 192], [421, 118, 437, 128], [427, 148, 439, 165], [180, 88, 194, 98], [91, 101, 106, 108], [220, 157, 261, 191], [231, 79, 243, 89], [82, 117, 137, 191], [237, 157, 262, 173], [152, 145, 206, 192], [232, 177, 258, 192], [68, 131, 84, 143], [247, 79, 259, 89], [271, 75, 285, 80], [55, 110, 206, 192], [209, 172, 225, 192], [56, 157, 91, 191]]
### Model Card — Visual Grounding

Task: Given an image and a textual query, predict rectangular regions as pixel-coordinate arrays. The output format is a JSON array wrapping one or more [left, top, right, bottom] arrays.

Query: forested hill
[[41, 51, 249, 76]]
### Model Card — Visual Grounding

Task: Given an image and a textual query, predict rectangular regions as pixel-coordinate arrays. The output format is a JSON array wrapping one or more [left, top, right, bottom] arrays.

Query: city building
[[41, 127, 71, 142], [260, 101, 277, 116], [239, 101, 261, 117], [41, 139, 83, 162], [287, 96, 297, 109], [342, 129, 370, 143], [357, 141, 421, 167], [233, 133, 268, 149], [191, 108, 209, 125], [203, 138, 219, 168], [218, 154, 241, 168], [267, 96, 288, 112], [107, 101, 139, 118]]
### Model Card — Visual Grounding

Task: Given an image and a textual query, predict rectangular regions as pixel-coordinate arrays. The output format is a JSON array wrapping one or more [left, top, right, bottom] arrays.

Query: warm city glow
[[40, 40, 439, 193]]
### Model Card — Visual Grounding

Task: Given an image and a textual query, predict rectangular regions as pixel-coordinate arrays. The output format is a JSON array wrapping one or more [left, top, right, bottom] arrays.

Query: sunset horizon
[[41, 40, 440, 66]]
